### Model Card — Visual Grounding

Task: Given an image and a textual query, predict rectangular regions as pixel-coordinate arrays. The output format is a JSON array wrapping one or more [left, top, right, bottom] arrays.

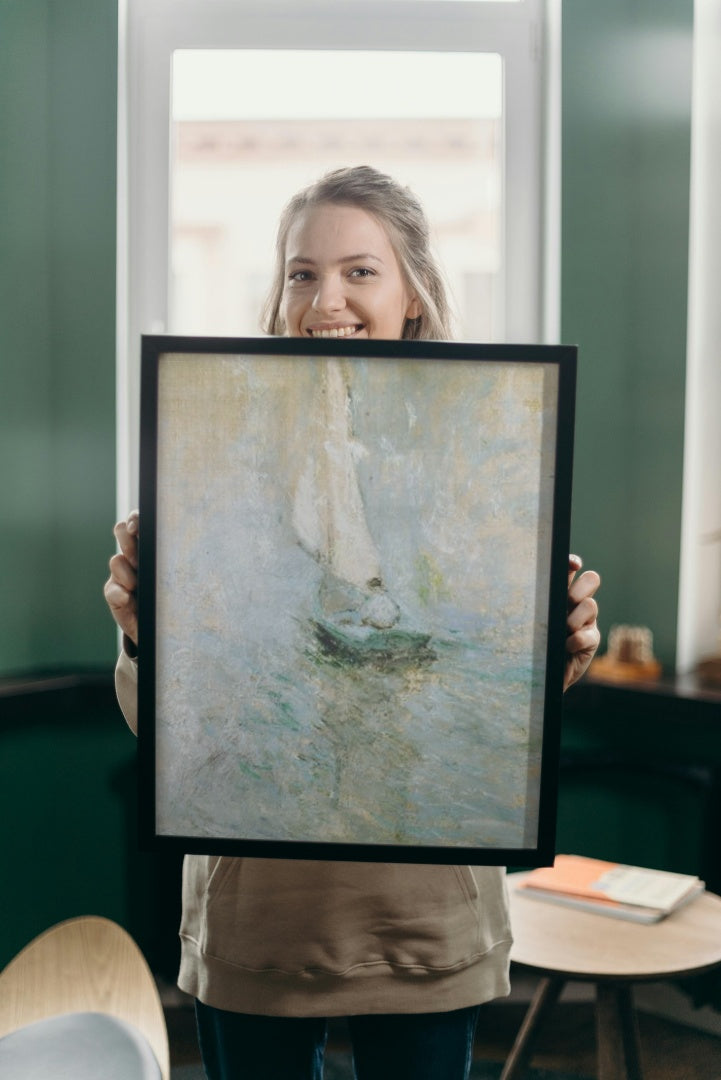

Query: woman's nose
[[312, 274, 345, 314]]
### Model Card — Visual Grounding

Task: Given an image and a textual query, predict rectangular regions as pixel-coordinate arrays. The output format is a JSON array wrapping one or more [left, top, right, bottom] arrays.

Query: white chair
[[0, 915, 170, 1079]]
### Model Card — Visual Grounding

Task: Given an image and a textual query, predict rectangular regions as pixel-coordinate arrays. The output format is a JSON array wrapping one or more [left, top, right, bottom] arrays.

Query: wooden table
[[503, 873, 721, 1080]]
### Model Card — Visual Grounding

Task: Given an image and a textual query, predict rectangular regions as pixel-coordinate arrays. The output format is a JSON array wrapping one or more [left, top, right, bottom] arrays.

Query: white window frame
[[117, 0, 559, 512], [677, 0, 721, 674]]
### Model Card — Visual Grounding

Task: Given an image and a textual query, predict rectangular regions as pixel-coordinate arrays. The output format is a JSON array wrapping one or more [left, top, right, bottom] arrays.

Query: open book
[[516, 854, 705, 923]]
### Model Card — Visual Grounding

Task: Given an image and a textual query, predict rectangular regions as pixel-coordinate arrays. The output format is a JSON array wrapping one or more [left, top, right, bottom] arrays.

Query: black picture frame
[[138, 335, 576, 865]]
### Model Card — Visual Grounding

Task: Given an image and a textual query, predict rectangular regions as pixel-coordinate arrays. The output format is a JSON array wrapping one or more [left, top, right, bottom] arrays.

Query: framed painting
[[137, 336, 576, 865]]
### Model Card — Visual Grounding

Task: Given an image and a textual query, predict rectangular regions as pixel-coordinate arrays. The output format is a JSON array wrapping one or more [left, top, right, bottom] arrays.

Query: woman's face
[[280, 203, 421, 340]]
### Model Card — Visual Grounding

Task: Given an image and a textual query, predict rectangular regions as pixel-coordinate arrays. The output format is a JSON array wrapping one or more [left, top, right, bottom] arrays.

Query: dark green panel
[[559, 683, 721, 888], [562, 0, 693, 668], [0, 683, 184, 975], [0, 2, 55, 669], [0, 686, 133, 966], [0, 0, 118, 674], [556, 770, 708, 876], [47, 0, 118, 667]]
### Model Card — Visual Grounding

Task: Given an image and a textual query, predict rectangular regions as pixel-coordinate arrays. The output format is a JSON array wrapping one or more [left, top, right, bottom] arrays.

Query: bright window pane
[[170, 50, 503, 340], [343, 1, 521, 3]]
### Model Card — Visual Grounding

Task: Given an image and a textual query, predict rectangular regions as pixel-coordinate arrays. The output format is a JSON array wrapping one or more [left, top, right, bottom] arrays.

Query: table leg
[[499, 976, 565, 1080], [596, 982, 643, 1080]]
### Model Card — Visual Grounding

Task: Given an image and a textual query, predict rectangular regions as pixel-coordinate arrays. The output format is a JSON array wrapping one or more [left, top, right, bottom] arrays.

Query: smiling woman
[[106, 151, 599, 1080], [263, 167, 452, 341]]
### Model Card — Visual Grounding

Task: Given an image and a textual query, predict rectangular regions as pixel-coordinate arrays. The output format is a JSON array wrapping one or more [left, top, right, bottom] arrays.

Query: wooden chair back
[[0, 916, 169, 1080]]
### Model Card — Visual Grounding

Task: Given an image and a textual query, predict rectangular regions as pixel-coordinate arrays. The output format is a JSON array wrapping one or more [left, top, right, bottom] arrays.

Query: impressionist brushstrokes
[[153, 352, 558, 850]]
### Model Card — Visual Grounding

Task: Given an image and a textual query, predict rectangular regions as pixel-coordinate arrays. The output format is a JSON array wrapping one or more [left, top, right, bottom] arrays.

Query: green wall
[[563, 0, 693, 669], [0, 0, 118, 676], [0, 0, 129, 969]]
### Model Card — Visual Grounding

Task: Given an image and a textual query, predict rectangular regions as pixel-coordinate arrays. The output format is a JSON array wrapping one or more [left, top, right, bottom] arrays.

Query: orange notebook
[[517, 855, 704, 923]]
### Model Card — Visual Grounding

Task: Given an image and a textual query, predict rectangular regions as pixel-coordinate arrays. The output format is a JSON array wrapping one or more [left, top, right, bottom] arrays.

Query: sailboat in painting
[[293, 358, 433, 664]]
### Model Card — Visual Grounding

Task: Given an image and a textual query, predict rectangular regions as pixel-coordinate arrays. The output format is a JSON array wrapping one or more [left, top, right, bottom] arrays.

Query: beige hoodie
[[116, 650, 512, 1016]]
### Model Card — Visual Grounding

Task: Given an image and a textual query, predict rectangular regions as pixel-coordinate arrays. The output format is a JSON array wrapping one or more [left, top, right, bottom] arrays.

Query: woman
[[106, 166, 601, 1080]]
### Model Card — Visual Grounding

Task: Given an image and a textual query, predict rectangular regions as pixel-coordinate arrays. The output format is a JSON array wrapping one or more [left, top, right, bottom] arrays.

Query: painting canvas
[[138, 336, 576, 864]]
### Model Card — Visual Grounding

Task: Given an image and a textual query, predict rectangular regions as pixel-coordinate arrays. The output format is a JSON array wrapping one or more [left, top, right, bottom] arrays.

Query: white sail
[[292, 359, 381, 590]]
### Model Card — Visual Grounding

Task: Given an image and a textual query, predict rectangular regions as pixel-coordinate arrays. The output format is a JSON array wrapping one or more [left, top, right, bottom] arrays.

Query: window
[[118, 0, 557, 509], [170, 49, 503, 340]]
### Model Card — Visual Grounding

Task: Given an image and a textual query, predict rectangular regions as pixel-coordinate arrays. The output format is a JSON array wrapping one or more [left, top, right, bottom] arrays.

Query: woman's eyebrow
[[339, 253, 384, 264], [286, 253, 384, 266]]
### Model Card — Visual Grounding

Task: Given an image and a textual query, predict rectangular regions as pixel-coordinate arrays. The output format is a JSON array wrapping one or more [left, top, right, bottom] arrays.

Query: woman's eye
[[349, 267, 375, 279], [288, 269, 313, 283]]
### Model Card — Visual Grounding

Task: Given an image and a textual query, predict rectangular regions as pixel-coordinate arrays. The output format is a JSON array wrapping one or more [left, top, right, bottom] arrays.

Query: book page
[[598, 867, 699, 910]]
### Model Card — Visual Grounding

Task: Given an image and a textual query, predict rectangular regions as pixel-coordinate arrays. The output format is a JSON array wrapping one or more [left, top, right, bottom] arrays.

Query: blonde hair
[[262, 165, 453, 341]]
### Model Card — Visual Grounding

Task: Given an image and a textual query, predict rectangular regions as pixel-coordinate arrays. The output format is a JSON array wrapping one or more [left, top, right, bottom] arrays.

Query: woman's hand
[[564, 554, 601, 691], [104, 510, 139, 647]]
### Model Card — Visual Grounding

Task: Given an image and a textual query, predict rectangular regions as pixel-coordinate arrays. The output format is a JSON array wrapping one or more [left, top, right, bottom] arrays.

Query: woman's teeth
[[310, 325, 360, 338]]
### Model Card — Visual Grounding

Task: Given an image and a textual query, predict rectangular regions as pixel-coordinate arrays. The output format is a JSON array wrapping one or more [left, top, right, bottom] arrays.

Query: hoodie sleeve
[[115, 642, 139, 736]]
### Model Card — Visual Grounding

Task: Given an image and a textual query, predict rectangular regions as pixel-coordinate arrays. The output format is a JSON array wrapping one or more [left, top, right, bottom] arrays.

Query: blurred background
[[2, 5, 720, 1042]]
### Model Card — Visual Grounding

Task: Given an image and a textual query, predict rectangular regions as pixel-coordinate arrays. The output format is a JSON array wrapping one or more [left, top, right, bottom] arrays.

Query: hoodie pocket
[[184, 858, 508, 976]]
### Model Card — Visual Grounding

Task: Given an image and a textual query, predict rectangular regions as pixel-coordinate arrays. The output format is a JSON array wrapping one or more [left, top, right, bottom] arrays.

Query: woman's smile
[[307, 323, 364, 339]]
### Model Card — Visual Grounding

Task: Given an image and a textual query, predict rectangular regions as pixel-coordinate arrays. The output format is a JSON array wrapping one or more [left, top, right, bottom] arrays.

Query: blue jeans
[[195, 1000, 481, 1080]]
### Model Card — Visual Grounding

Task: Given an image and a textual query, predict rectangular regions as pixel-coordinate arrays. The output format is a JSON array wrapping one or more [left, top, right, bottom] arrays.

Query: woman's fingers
[[567, 553, 583, 587], [563, 559, 601, 690], [568, 568, 601, 611], [108, 551, 137, 591], [566, 589, 600, 635], [105, 511, 140, 645], [103, 575, 138, 643], [113, 513, 139, 568]]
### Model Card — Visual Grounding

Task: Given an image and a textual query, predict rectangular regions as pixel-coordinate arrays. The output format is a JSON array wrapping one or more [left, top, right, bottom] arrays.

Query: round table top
[[508, 871, 721, 981]]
